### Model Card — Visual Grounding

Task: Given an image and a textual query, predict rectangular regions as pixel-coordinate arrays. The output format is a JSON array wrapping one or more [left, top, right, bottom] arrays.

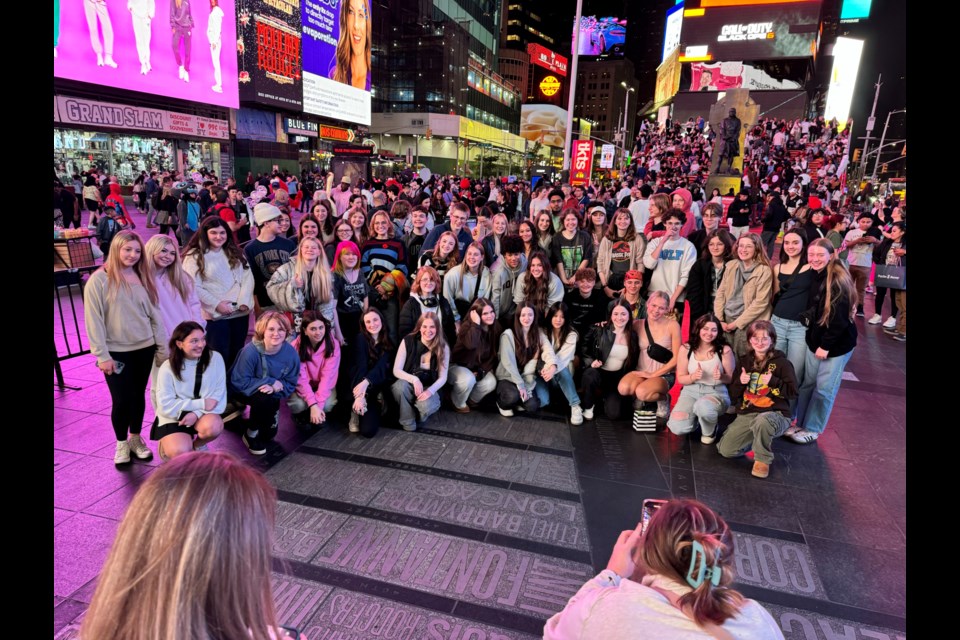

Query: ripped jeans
[[667, 382, 730, 437]]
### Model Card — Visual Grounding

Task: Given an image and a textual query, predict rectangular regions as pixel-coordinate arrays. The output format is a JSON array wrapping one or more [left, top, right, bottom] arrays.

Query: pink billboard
[[54, 0, 239, 110]]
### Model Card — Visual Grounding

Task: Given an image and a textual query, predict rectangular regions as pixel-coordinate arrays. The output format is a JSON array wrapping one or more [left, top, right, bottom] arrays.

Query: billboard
[[679, 1, 822, 61], [237, 0, 302, 110], [655, 48, 682, 107], [527, 44, 568, 76], [599, 144, 616, 169], [531, 64, 566, 107], [663, 4, 684, 63], [302, 0, 372, 126], [573, 16, 627, 58], [824, 37, 864, 127], [520, 105, 567, 148], [688, 61, 801, 91], [570, 140, 594, 187], [53, 0, 239, 109], [840, 0, 872, 22]]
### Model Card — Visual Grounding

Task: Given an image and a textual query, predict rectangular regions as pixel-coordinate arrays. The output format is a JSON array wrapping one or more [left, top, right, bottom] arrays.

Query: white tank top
[[603, 343, 629, 371], [686, 347, 722, 386]]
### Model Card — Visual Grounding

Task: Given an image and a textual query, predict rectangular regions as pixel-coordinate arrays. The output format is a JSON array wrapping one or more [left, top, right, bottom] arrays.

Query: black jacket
[[802, 269, 857, 357], [762, 198, 790, 232], [579, 322, 639, 372], [728, 349, 797, 418], [686, 258, 722, 323], [729, 197, 752, 227], [872, 237, 907, 268], [398, 295, 457, 347], [350, 337, 394, 389]]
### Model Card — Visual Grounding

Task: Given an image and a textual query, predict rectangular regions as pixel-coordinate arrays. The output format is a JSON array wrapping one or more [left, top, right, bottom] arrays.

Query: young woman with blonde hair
[[391, 312, 450, 431], [266, 236, 342, 343], [84, 230, 167, 465], [80, 451, 308, 640]]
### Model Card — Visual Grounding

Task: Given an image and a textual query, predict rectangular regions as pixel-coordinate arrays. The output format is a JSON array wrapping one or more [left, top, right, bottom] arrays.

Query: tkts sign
[[570, 140, 594, 187]]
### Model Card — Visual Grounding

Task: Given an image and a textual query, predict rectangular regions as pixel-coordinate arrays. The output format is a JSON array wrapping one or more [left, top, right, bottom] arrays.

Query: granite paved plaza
[[54, 218, 906, 638]]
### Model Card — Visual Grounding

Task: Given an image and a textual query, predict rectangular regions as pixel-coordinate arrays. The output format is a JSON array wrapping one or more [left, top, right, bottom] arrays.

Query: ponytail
[[676, 533, 744, 627]]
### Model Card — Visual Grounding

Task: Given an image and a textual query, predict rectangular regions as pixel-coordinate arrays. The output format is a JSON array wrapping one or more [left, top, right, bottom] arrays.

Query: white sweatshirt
[[642, 235, 697, 301], [155, 352, 228, 425]]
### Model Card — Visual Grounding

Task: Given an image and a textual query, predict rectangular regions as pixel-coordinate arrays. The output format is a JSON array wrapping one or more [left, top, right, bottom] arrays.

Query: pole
[[415, 136, 419, 167], [480, 145, 484, 179], [871, 110, 901, 182], [562, 0, 584, 176], [861, 74, 881, 181], [620, 86, 632, 175]]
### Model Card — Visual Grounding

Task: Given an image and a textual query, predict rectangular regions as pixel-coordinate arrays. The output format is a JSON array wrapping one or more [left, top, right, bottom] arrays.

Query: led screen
[[574, 16, 627, 57]]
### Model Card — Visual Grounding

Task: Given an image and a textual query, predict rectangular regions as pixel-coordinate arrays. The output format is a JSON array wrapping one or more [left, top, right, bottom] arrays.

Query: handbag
[[874, 259, 906, 290], [643, 319, 674, 364], [155, 209, 171, 225]]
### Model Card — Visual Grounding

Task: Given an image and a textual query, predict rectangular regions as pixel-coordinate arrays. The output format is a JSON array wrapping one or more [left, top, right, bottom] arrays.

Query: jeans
[[287, 390, 337, 415], [103, 346, 155, 440], [496, 379, 548, 413], [535, 367, 580, 408], [205, 314, 250, 373], [771, 315, 807, 415], [84, 0, 114, 58], [448, 366, 496, 408], [717, 411, 791, 464], [667, 383, 729, 437], [796, 348, 853, 434], [391, 379, 442, 430]]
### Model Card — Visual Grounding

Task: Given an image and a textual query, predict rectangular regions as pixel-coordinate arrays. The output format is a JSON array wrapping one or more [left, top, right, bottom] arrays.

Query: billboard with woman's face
[[54, 0, 239, 109], [302, 0, 372, 126]]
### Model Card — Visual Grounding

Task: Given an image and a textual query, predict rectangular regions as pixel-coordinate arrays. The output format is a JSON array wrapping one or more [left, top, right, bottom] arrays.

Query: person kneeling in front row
[[391, 312, 450, 431], [717, 320, 798, 479], [495, 303, 558, 416]]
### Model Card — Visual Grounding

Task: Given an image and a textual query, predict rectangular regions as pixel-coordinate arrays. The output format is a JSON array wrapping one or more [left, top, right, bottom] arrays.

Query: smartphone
[[640, 498, 667, 535], [113, 360, 126, 374]]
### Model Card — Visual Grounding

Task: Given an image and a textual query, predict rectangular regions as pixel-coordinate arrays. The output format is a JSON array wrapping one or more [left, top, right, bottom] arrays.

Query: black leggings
[[234, 391, 282, 436], [356, 383, 390, 438], [206, 315, 251, 373], [874, 286, 899, 318], [104, 346, 156, 441], [581, 367, 632, 419]]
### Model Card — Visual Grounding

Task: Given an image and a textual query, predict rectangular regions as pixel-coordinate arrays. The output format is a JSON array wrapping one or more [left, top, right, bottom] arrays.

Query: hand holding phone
[[640, 498, 667, 535], [113, 360, 126, 374]]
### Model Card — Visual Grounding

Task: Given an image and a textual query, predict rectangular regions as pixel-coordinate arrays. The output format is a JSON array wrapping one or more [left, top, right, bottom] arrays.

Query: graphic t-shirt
[[551, 231, 593, 277], [244, 237, 296, 306], [334, 273, 370, 315], [609, 240, 632, 275]]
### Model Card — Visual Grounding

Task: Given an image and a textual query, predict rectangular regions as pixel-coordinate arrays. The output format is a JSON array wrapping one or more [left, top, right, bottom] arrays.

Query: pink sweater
[[291, 336, 340, 408]]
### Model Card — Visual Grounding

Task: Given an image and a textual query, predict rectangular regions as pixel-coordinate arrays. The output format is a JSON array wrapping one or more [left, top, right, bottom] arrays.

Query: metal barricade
[[54, 266, 97, 390]]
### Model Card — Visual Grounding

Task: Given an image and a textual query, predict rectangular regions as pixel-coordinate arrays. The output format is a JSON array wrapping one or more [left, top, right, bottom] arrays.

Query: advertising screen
[[302, 0, 372, 126], [679, 1, 822, 61], [527, 44, 568, 76], [688, 61, 801, 91], [840, 0, 872, 21], [574, 16, 627, 58], [237, 0, 302, 110], [531, 65, 566, 108], [663, 4, 684, 63], [824, 37, 863, 127], [54, 0, 239, 109], [570, 140, 594, 187], [521, 105, 568, 148]]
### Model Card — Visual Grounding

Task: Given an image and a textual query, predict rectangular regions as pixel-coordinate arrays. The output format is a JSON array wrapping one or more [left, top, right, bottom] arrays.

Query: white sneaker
[[789, 428, 820, 444], [867, 314, 882, 325], [882, 316, 897, 329], [178, 65, 184, 79], [97, 53, 104, 67], [348, 412, 360, 433], [700, 434, 716, 445], [127, 434, 153, 460], [656, 399, 670, 419], [212, 84, 223, 93], [571, 405, 584, 426], [183, 69, 190, 82], [104, 57, 118, 68], [497, 404, 514, 417], [114, 440, 131, 465], [582, 406, 594, 420]]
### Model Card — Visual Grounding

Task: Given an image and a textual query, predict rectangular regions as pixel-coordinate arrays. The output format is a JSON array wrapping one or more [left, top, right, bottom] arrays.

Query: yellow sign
[[539, 76, 561, 97]]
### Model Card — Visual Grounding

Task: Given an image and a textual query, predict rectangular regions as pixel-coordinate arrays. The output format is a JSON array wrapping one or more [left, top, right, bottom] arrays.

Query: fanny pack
[[644, 320, 673, 364]]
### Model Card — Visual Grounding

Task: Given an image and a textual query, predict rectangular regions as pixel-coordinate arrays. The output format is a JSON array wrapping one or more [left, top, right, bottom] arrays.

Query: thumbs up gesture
[[691, 362, 703, 381], [740, 367, 751, 384]]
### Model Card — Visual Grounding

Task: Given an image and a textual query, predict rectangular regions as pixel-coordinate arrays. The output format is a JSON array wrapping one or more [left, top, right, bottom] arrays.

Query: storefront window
[[186, 141, 221, 177], [54, 129, 175, 185]]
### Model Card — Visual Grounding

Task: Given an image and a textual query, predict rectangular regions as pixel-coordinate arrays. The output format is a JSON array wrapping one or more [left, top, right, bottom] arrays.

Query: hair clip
[[685, 540, 723, 589]]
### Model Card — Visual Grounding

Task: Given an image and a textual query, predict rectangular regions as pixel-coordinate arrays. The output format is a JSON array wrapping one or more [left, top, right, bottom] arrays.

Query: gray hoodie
[[495, 328, 557, 393], [170, 0, 194, 31]]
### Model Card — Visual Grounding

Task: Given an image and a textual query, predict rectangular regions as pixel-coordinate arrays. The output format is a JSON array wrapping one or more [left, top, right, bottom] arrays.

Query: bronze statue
[[717, 108, 742, 174]]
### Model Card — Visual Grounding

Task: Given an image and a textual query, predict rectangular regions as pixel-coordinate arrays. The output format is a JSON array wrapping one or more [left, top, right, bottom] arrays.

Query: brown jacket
[[713, 260, 773, 330], [596, 235, 646, 284]]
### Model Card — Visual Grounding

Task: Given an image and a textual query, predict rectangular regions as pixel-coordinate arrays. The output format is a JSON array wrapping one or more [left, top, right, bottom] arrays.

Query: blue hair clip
[[685, 540, 723, 589]]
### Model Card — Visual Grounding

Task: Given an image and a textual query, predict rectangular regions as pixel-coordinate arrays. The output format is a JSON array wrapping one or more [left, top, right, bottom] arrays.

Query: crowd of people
[[75, 108, 904, 482]]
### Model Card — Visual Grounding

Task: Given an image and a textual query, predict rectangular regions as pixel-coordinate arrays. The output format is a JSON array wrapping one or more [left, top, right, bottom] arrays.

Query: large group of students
[[83, 169, 900, 482]]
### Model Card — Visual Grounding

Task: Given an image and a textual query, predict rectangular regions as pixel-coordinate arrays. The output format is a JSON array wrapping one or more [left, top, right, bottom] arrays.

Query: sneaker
[[700, 434, 716, 445], [104, 57, 118, 68], [212, 84, 223, 93], [892, 333, 906, 342], [243, 432, 267, 455], [571, 405, 584, 426], [882, 325, 898, 334], [348, 412, 360, 433], [882, 316, 897, 329], [453, 405, 471, 414], [751, 460, 770, 479], [855, 307, 864, 317], [788, 429, 820, 444], [632, 409, 657, 432], [497, 404, 515, 417], [127, 434, 153, 460], [145, 223, 158, 229], [656, 399, 670, 419], [783, 424, 801, 438], [114, 440, 131, 465], [867, 314, 882, 325], [582, 406, 594, 420], [222, 401, 244, 423]]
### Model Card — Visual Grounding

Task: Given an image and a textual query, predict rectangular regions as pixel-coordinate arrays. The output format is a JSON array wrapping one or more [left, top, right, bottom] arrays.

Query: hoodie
[[290, 336, 340, 409], [228, 337, 300, 398], [728, 349, 797, 417], [642, 187, 696, 240]]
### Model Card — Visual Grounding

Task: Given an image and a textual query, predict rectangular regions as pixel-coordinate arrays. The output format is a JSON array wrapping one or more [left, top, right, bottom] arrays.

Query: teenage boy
[[490, 235, 527, 330], [608, 269, 647, 320], [420, 201, 474, 258], [564, 267, 607, 338], [642, 210, 696, 316], [243, 203, 295, 313]]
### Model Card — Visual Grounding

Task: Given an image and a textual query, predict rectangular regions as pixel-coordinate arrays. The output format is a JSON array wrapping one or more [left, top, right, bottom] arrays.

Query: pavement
[[53, 202, 907, 639]]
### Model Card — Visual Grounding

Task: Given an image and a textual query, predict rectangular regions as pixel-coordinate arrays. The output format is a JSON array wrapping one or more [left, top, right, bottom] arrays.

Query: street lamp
[[871, 108, 906, 182], [620, 82, 635, 174]]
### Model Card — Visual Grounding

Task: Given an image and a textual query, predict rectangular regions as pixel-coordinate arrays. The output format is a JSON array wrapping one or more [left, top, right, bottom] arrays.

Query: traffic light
[[852, 148, 861, 162]]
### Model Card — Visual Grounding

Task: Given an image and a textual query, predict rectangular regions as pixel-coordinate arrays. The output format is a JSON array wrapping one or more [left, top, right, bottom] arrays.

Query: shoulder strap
[[643, 318, 655, 346], [192, 365, 204, 399], [470, 266, 483, 303]]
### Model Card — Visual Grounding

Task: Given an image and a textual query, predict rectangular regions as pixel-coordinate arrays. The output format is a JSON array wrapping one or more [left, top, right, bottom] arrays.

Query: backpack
[[97, 217, 119, 245]]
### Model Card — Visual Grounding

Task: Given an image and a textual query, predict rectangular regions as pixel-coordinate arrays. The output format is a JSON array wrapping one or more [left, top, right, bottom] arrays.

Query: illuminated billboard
[[302, 0, 372, 126], [54, 0, 239, 109], [663, 4, 684, 63], [521, 105, 567, 148], [237, 0, 302, 110], [688, 61, 801, 91], [841, 0, 872, 22], [655, 49, 682, 107], [679, 1, 822, 62], [531, 64, 566, 107], [824, 37, 863, 127], [574, 16, 627, 58], [527, 44, 568, 76]]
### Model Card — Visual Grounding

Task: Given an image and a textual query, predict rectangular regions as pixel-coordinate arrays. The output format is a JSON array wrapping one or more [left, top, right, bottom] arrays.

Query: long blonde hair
[[142, 234, 193, 305], [80, 452, 280, 640], [101, 230, 158, 306], [294, 237, 333, 305], [809, 238, 858, 325], [736, 233, 771, 269]]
